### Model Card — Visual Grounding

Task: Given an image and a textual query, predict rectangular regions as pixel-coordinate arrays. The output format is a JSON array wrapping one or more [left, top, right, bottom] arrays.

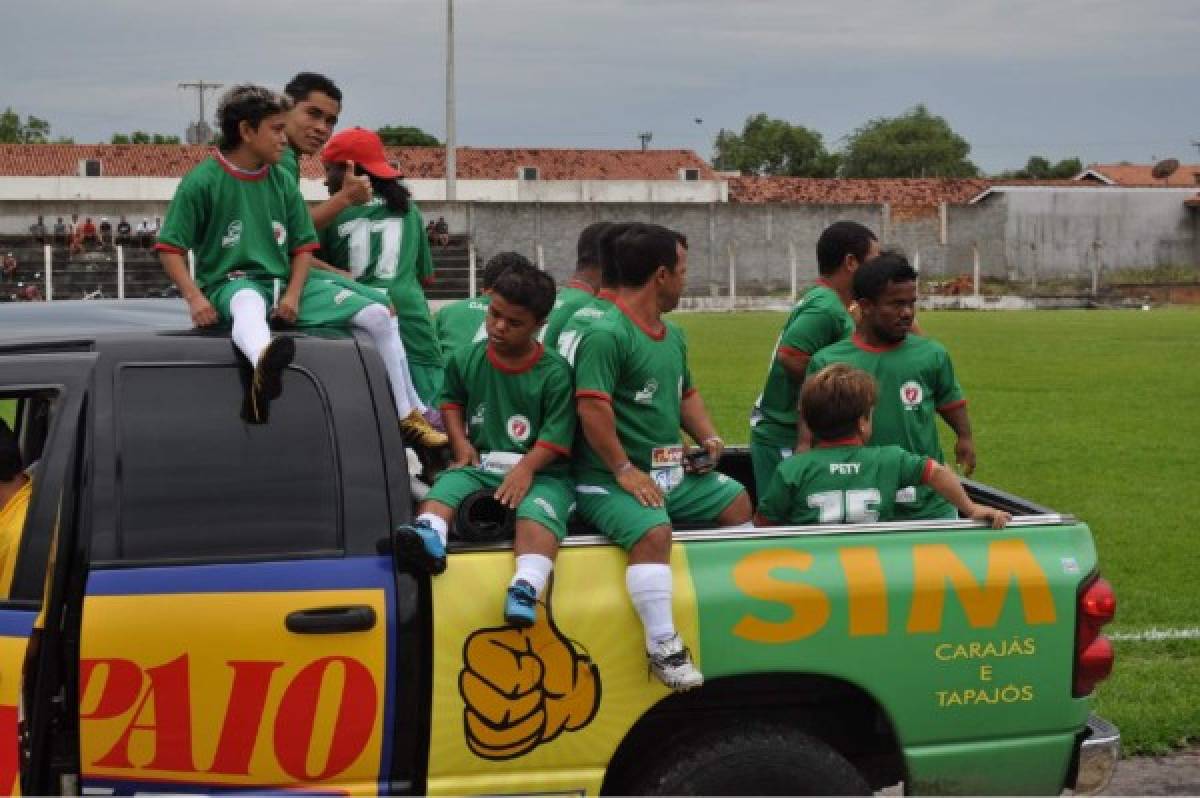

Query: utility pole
[[179, 80, 223, 144], [445, 0, 457, 202], [637, 131, 653, 152]]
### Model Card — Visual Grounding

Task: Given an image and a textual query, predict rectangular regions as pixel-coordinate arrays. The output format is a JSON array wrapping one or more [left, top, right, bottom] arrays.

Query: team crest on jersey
[[900, 380, 924, 409], [634, 378, 659, 404], [272, 221, 287, 248], [221, 220, 242, 248], [507, 414, 532, 443], [470, 403, 487, 428]]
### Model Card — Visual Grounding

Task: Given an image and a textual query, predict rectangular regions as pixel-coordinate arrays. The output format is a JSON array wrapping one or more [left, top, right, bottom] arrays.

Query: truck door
[[0, 354, 95, 796], [75, 344, 399, 796]]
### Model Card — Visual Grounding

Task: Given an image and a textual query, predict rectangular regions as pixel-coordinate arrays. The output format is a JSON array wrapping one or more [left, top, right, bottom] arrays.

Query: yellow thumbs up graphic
[[458, 586, 601, 760]]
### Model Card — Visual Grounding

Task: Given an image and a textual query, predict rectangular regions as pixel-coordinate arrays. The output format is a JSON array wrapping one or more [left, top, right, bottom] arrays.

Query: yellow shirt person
[[0, 478, 31, 598]]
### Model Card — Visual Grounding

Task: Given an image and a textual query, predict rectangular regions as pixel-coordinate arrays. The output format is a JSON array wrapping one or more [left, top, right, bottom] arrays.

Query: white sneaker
[[648, 634, 704, 691]]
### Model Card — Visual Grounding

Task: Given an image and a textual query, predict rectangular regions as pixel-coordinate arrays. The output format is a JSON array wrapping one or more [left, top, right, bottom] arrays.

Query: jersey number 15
[[807, 489, 881, 523]]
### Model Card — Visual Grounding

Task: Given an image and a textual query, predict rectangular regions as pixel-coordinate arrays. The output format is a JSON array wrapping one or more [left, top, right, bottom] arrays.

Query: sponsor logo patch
[[221, 220, 243, 248], [900, 380, 924, 409], [272, 220, 287, 248], [634, 378, 659, 404]]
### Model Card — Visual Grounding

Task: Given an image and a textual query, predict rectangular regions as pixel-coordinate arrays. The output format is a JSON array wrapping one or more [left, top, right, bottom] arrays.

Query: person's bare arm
[[776, 347, 812, 382], [680, 390, 723, 469], [495, 445, 561, 509], [309, 164, 372, 231], [158, 250, 216, 327], [442, 404, 479, 468], [937, 403, 976, 476], [926, 461, 1009, 528], [276, 251, 312, 324], [578, 396, 663, 507]]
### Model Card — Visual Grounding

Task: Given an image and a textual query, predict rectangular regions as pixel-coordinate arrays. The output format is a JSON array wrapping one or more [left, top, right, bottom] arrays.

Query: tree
[[840, 104, 978, 178], [996, 155, 1083, 180], [712, 113, 839, 177], [0, 108, 53, 143], [376, 125, 440, 147], [111, 131, 182, 144]]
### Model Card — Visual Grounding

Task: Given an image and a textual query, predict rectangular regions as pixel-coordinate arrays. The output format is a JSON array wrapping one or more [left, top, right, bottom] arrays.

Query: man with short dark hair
[[53, 217, 67, 246], [573, 223, 751, 691], [280, 72, 371, 231], [435, 252, 532, 359], [98, 217, 113, 249], [29, 216, 47, 245], [806, 252, 975, 521], [541, 221, 608, 348], [749, 220, 879, 493], [116, 215, 132, 246]]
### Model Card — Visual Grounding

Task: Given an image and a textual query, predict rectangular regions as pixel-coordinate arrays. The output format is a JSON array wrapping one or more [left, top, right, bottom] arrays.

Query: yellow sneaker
[[400, 409, 449, 448]]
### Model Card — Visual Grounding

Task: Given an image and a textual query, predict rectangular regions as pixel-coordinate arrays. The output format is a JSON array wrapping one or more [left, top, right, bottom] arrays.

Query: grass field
[[676, 308, 1200, 754]]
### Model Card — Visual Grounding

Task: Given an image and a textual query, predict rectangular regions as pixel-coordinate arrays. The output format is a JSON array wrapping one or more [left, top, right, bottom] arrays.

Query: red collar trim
[[816, 435, 864, 448], [816, 278, 834, 289], [214, 150, 269, 182], [567, 279, 597, 295], [614, 297, 666, 341], [487, 342, 543, 374], [597, 289, 617, 302], [852, 332, 903, 353]]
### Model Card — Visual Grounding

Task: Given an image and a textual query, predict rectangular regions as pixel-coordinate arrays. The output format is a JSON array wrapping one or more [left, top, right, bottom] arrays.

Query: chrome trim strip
[[448, 514, 1079, 553]]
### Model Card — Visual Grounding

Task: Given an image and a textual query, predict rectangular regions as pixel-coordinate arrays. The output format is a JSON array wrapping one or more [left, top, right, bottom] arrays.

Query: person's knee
[[514, 521, 560, 557], [353, 302, 392, 333], [717, 490, 753, 526], [229, 289, 267, 318], [628, 524, 673, 563]]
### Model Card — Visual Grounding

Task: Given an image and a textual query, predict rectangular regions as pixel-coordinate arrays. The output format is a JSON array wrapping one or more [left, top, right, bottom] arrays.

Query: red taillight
[[1074, 576, 1116, 697]]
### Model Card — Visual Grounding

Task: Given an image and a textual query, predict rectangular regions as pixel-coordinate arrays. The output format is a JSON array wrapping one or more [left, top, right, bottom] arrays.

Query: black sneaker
[[394, 520, 447, 575], [245, 336, 295, 424]]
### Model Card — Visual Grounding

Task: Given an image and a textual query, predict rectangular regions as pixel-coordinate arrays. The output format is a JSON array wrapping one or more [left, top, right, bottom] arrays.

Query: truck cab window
[[115, 366, 341, 561]]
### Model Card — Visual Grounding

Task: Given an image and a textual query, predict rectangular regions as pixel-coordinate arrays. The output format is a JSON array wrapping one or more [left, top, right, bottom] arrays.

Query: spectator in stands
[[432, 216, 450, 247], [53, 217, 67, 246], [1, 253, 16, 279], [116, 216, 132, 246], [81, 218, 98, 249], [151, 217, 162, 240], [29, 216, 47, 245], [137, 218, 152, 248], [98, 217, 113, 249]]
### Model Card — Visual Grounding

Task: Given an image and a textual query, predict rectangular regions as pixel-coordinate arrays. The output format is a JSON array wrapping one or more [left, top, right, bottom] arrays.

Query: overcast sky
[[6, 0, 1198, 173]]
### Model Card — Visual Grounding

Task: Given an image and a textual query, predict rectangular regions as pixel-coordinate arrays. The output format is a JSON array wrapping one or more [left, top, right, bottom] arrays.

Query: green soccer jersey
[[573, 302, 695, 489], [439, 341, 575, 477], [541, 281, 598, 348], [278, 147, 302, 183], [319, 198, 441, 366], [435, 296, 490, 360], [554, 290, 615, 367], [807, 333, 966, 519], [757, 442, 934, 525], [156, 154, 318, 291], [751, 283, 855, 444]]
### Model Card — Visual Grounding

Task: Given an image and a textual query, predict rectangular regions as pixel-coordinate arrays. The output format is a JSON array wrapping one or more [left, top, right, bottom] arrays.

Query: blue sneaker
[[504, 579, 538, 627], [396, 520, 447, 575]]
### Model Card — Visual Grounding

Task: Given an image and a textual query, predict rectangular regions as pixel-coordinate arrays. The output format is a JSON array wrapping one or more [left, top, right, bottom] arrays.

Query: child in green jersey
[[434, 252, 530, 359], [756, 364, 1009, 528], [156, 85, 444, 444], [402, 263, 578, 629], [319, 128, 446, 414]]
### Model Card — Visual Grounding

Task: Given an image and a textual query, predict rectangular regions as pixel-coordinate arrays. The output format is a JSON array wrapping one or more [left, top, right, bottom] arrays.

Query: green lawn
[[676, 308, 1200, 753]]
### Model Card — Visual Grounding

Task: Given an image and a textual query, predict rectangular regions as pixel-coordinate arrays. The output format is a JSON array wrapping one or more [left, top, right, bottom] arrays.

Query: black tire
[[626, 721, 870, 796]]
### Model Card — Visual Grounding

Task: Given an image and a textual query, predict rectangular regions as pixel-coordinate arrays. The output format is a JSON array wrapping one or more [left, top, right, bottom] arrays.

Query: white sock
[[731, 521, 755, 530], [416, 512, 449, 545], [626, 563, 675, 649], [351, 304, 425, 418], [229, 289, 270, 366], [512, 554, 554, 597]]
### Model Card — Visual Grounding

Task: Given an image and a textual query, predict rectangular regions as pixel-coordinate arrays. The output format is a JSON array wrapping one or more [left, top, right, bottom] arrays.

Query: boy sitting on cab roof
[[755, 364, 1010, 528], [400, 262, 577, 628]]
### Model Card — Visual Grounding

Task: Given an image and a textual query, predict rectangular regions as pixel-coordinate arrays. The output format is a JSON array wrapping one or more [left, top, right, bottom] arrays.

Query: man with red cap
[[318, 128, 445, 410]]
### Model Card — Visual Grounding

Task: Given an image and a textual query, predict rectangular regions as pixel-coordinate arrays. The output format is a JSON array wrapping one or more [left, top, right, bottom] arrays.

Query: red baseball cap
[[321, 127, 400, 179]]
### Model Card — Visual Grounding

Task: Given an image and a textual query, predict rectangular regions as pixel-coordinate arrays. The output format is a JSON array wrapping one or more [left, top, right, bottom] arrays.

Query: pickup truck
[[0, 299, 1118, 796]]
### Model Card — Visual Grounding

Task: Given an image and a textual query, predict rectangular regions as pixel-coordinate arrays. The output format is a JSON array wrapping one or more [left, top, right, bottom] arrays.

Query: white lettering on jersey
[[829, 463, 862, 475]]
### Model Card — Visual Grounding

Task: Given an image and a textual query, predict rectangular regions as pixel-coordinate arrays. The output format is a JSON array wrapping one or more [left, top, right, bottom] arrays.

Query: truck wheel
[[626, 721, 870, 796]]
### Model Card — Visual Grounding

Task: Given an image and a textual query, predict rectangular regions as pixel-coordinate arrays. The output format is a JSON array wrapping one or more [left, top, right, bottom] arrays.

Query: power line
[[178, 80, 223, 144]]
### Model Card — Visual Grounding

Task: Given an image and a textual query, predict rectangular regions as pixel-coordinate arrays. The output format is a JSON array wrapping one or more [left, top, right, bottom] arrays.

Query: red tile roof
[[729, 176, 1095, 207], [0, 144, 716, 181], [1078, 163, 1200, 187]]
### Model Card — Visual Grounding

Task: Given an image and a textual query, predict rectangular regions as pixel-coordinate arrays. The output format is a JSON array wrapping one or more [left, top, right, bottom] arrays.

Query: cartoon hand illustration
[[458, 588, 601, 760]]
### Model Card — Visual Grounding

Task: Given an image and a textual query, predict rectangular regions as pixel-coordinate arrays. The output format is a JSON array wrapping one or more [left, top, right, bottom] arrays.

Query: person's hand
[[955, 437, 977, 477], [459, 592, 600, 760], [617, 465, 664, 508], [450, 443, 480, 470], [338, 160, 372, 206], [186, 294, 218, 327], [969, 505, 1011, 529], [700, 435, 724, 470], [273, 292, 300, 324], [495, 462, 534, 509]]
